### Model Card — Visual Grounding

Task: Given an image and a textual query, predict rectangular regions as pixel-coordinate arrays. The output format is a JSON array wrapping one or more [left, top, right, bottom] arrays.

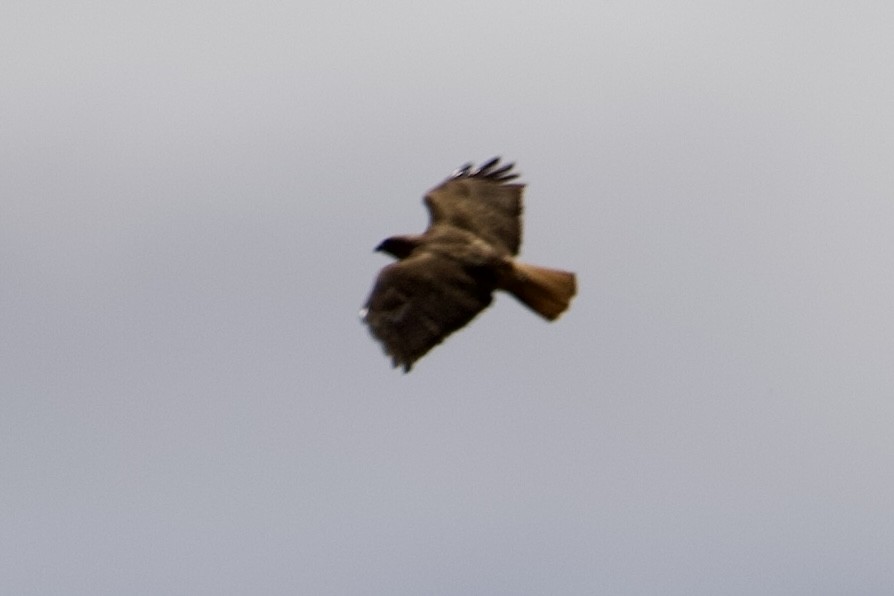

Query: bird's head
[[375, 235, 419, 259]]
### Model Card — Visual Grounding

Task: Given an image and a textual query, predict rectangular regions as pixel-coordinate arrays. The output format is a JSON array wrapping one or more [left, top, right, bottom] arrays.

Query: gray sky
[[3, 2, 894, 594]]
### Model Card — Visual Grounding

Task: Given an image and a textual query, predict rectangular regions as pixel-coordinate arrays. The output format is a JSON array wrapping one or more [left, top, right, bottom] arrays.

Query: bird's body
[[362, 158, 576, 371]]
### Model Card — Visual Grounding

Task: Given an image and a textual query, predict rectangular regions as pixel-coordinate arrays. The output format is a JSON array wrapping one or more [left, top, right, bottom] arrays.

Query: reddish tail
[[503, 261, 576, 321]]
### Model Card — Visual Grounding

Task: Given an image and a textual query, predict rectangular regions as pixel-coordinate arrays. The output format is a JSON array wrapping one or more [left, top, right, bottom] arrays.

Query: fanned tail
[[503, 262, 576, 321]]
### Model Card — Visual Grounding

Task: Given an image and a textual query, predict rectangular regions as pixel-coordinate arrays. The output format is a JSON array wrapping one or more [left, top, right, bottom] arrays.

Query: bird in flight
[[361, 157, 576, 372]]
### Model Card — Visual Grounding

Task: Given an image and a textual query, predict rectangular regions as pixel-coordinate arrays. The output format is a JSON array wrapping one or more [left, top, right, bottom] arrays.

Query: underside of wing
[[424, 157, 524, 255], [362, 252, 495, 372]]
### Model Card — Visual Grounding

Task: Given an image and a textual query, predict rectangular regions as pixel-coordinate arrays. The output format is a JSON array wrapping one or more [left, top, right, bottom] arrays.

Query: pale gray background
[[3, 2, 893, 594]]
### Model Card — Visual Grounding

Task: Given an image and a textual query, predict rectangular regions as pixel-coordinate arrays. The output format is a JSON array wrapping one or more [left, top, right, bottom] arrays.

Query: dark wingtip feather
[[476, 156, 501, 175], [452, 162, 474, 177], [452, 157, 520, 183]]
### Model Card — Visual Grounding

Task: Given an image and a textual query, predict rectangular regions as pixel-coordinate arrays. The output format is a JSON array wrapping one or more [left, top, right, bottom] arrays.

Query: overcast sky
[[3, 2, 894, 594]]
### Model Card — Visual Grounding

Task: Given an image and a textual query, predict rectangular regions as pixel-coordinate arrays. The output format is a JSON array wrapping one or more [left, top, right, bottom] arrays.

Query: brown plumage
[[362, 158, 576, 372]]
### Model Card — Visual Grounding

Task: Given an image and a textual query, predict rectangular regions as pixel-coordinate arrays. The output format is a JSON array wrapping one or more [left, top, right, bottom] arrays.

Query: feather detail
[[502, 262, 577, 321]]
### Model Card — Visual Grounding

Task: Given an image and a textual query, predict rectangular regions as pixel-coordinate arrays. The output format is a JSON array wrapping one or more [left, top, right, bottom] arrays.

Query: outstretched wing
[[362, 251, 495, 372], [424, 157, 524, 255]]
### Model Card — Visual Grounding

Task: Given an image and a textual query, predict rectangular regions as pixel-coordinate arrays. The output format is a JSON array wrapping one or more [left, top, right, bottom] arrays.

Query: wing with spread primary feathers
[[423, 157, 524, 255], [362, 251, 495, 372]]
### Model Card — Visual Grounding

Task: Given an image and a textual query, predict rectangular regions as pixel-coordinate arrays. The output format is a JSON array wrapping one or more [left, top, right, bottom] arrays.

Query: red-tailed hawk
[[362, 158, 576, 372]]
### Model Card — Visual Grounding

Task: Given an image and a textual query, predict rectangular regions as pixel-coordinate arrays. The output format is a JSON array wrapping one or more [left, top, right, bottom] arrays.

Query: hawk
[[361, 157, 576, 372]]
